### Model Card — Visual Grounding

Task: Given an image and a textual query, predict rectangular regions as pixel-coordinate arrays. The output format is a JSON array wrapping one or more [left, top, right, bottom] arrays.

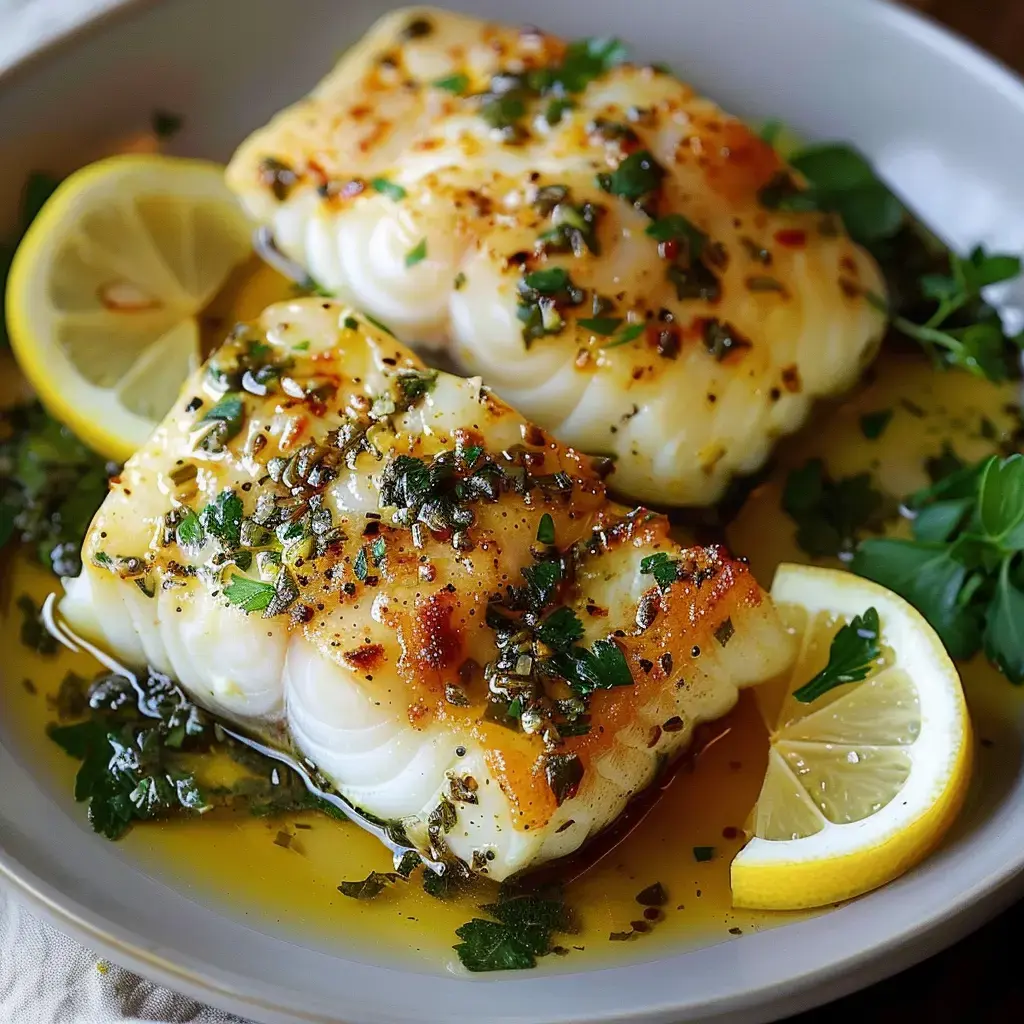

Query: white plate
[[2, 1, 1024, 1022]]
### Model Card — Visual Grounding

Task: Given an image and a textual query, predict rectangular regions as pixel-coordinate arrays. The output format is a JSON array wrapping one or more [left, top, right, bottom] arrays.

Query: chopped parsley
[[432, 72, 470, 94], [692, 846, 715, 863], [174, 509, 205, 555], [793, 608, 882, 703], [640, 552, 680, 591], [199, 490, 244, 549], [196, 393, 245, 454], [405, 238, 428, 267], [371, 177, 407, 201], [601, 322, 646, 349], [860, 409, 893, 440], [17, 593, 58, 655], [516, 267, 585, 345], [536, 512, 556, 545], [597, 149, 666, 209], [222, 574, 276, 613], [783, 459, 887, 559], [852, 453, 1024, 680], [338, 871, 401, 899], [1, 402, 115, 576], [454, 889, 574, 973]]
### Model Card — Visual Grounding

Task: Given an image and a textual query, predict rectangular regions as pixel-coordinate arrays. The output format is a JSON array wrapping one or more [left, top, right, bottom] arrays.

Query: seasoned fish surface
[[62, 299, 793, 880], [227, 7, 886, 506]]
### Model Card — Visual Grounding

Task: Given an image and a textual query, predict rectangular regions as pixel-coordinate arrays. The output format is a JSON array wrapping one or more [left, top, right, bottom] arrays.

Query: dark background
[[793, 2, 1023, 1021]]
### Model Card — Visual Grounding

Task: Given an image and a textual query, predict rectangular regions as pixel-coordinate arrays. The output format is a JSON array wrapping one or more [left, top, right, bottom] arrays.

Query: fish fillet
[[226, 6, 886, 506], [61, 299, 794, 880]]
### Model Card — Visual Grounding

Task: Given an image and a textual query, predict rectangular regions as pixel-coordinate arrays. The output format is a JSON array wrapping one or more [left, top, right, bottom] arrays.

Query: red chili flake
[[722, 826, 739, 840], [774, 228, 807, 248], [660, 238, 680, 261]]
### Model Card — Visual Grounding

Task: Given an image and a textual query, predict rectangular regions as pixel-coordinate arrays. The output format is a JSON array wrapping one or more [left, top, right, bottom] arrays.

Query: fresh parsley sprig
[[852, 452, 1024, 682], [759, 137, 1023, 382], [793, 608, 881, 703]]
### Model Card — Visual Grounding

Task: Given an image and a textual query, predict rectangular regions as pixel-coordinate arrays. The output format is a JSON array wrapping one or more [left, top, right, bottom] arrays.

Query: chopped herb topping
[[783, 459, 886, 559], [860, 409, 894, 440], [371, 177, 407, 201], [454, 890, 574, 973], [196, 394, 245, 454], [536, 512, 556, 545], [405, 238, 428, 267], [175, 508, 205, 555], [692, 846, 715, 863], [18, 593, 58, 655], [516, 267, 585, 346], [635, 882, 668, 907], [0, 402, 115, 576], [338, 871, 401, 899], [640, 552, 680, 591], [577, 316, 622, 336], [600, 322, 646, 349], [702, 319, 751, 361], [793, 607, 881, 703], [199, 490, 244, 549], [597, 150, 666, 210], [432, 72, 470, 94], [223, 574, 276, 613]]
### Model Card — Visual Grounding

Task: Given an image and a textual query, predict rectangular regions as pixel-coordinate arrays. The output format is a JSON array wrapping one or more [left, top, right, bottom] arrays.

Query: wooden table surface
[[794, 3, 1023, 1022]]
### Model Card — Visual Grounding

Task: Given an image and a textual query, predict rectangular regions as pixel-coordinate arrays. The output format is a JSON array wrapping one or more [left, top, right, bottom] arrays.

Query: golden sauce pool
[[1, 258, 1021, 972]]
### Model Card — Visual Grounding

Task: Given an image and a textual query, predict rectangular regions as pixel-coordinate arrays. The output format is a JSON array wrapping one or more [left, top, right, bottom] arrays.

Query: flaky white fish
[[227, 7, 886, 506], [62, 299, 793, 880]]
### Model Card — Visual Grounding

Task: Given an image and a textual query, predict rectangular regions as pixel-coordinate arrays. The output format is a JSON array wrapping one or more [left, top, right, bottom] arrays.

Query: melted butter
[[2, 291, 1023, 970]]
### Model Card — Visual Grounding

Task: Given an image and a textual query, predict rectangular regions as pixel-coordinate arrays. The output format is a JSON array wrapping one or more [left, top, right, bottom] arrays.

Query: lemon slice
[[6, 155, 252, 460], [731, 563, 972, 911]]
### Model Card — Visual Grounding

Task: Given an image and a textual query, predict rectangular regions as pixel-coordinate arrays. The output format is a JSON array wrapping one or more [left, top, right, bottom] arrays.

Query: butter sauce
[[1, 259, 1021, 973]]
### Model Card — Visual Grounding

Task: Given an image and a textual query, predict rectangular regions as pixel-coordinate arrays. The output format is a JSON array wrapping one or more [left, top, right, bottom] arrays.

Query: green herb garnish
[[222, 574, 276, 613], [371, 177, 407, 201], [0, 403, 114, 576], [692, 846, 715, 862], [199, 490, 244, 549], [793, 608, 881, 703], [597, 149, 666, 208], [405, 238, 428, 267], [640, 552, 680, 591], [454, 890, 574, 973], [338, 871, 401, 899], [432, 73, 470, 94], [783, 459, 886, 559], [536, 512, 556, 545], [860, 409, 893, 440], [852, 453, 1024, 680]]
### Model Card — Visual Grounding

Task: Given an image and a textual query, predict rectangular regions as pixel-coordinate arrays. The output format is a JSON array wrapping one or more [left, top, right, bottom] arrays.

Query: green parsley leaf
[[371, 177, 407, 201], [640, 552, 680, 591], [338, 871, 400, 899], [536, 606, 585, 649], [523, 267, 571, 294], [17, 593, 58, 655], [293, 340, 311, 351], [851, 540, 982, 659], [223, 574, 276, 613], [552, 638, 632, 696], [577, 316, 622, 336], [792, 607, 881, 703], [597, 149, 666, 205], [859, 409, 893, 440], [536, 512, 556, 545], [405, 238, 428, 267], [977, 454, 1024, 544], [395, 368, 438, 404], [197, 394, 245, 453], [175, 508, 205, 555], [783, 459, 886, 558], [985, 559, 1024, 684], [521, 559, 562, 607], [432, 72, 470, 94], [454, 891, 572, 972], [554, 37, 628, 92], [200, 490, 244, 549], [645, 213, 707, 255], [354, 546, 369, 581], [601, 322, 646, 348]]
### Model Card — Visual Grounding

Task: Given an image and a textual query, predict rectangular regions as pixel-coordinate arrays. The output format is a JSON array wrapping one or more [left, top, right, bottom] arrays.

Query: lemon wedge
[[731, 563, 972, 911], [6, 155, 252, 460]]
